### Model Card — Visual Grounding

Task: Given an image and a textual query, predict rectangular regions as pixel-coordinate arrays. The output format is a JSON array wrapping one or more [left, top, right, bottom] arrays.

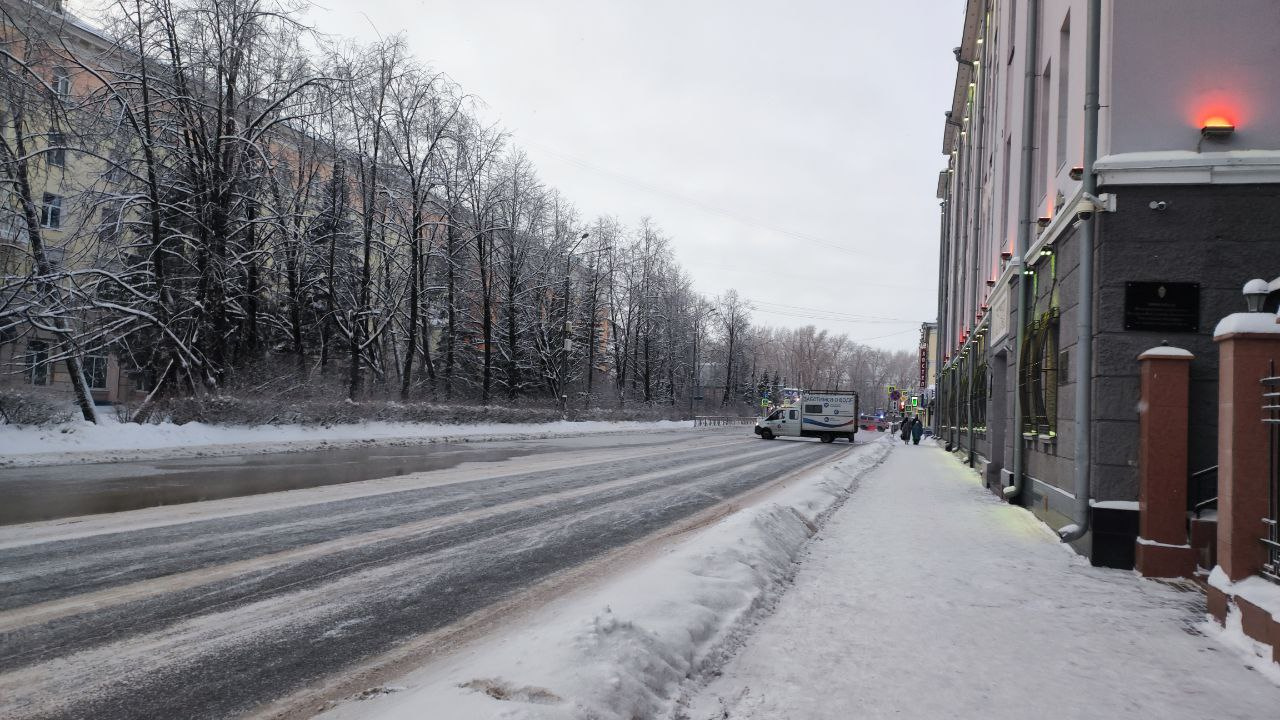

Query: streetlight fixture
[[1243, 278, 1270, 312], [561, 231, 591, 414]]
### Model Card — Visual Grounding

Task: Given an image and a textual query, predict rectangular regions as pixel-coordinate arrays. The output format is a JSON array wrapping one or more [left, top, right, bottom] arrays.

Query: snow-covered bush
[[0, 390, 75, 426], [144, 394, 682, 426]]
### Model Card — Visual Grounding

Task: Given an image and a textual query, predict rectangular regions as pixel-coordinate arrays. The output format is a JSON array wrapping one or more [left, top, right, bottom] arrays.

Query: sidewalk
[[683, 443, 1280, 719]]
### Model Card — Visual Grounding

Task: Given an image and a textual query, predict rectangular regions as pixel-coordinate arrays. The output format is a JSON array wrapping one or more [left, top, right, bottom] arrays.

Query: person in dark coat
[[911, 416, 924, 445], [899, 416, 912, 443]]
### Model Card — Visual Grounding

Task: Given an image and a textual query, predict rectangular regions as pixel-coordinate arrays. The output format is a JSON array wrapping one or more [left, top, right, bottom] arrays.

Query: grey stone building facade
[[935, 0, 1280, 567]]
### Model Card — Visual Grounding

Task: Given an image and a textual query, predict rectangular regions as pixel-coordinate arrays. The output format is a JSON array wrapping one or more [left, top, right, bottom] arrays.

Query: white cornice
[[1096, 150, 1280, 186]]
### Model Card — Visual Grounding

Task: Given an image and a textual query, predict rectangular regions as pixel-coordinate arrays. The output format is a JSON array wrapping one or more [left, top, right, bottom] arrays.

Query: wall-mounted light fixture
[[1000, 251, 1012, 261], [1069, 166, 1084, 181], [1201, 116, 1236, 138], [1040, 248, 1054, 257], [986, 279, 997, 287], [1036, 216, 1052, 228]]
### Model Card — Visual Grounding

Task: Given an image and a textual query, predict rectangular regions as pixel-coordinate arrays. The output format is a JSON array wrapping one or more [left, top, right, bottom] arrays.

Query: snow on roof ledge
[[1096, 150, 1280, 185], [1138, 346, 1194, 360], [1096, 149, 1280, 169], [1214, 312, 1280, 339]]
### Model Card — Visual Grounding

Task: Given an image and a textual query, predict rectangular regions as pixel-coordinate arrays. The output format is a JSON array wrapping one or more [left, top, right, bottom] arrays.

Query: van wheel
[[761, 429, 774, 440], [820, 433, 834, 444]]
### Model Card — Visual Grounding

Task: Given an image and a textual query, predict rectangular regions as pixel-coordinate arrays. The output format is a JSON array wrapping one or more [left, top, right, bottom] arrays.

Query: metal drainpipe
[[967, 33, 988, 470], [935, 200, 949, 436], [1059, 0, 1102, 542], [1004, 0, 1040, 500]]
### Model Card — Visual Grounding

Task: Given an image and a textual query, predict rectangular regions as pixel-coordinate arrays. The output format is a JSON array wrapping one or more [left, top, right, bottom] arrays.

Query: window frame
[[47, 130, 66, 167], [26, 339, 49, 386], [84, 355, 109, 390], [40, 193, 62, 228], [52, 67, 71, 101]]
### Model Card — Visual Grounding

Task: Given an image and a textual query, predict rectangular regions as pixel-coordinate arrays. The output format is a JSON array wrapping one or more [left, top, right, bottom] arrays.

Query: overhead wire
[[524, 140, 865, 258]]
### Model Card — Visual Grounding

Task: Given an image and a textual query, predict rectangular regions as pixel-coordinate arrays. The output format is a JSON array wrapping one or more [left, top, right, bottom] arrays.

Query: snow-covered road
[[0, 427, 851, 719]]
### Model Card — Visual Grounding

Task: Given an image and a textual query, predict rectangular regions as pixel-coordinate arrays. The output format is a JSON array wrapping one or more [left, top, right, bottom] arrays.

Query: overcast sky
[[282, 1, 963, 350]]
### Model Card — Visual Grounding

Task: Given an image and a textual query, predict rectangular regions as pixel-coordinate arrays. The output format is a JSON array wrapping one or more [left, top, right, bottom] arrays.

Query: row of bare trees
[[1, 0, 915, 424]]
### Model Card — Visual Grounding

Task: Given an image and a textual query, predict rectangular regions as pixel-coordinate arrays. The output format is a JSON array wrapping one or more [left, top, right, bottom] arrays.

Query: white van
[[754, 391, 859, 443]]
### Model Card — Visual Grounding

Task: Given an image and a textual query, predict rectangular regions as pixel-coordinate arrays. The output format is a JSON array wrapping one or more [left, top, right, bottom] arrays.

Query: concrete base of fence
[[1134, 538, 1196, 579]]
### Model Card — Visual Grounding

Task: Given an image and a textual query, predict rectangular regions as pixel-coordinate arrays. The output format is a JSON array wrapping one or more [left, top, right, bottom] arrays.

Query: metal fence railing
[[1189, 465, 1218, 518], [1262, 364, 1280, 584], [694, 416, 758, 427]]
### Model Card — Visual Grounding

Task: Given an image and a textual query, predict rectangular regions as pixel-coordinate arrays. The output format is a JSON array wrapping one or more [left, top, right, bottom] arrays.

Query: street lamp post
[[689, 305, 719, 418], [561, 231, 591, 414]]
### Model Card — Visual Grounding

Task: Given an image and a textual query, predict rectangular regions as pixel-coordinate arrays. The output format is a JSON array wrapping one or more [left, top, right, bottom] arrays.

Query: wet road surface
[[0, 439, 571, 524], [0, 428, 853, 719]]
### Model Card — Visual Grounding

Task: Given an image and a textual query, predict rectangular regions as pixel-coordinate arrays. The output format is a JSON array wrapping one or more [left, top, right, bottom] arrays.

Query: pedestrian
[[899, 416, 912, 444], [911, 415, 924, 445]]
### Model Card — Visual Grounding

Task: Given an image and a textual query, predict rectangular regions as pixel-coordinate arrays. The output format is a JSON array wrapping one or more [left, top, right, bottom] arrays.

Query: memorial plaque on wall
[[1123, 282, 1199, 332]]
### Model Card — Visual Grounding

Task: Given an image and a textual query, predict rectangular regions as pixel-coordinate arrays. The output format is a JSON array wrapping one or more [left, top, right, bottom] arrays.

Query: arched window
[[1021, 309, 1059, 437]]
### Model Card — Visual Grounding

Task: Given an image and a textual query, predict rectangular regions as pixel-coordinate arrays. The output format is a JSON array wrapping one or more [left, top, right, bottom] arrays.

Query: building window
[[26, 340, 49, 385], [47, 130, 65, 167], [40, 194, 62, 228], [1056, 15, 1071, 170], [43, 246, 65, 271], [98, 203, 122, 244], [1007, 0, 1017, 65], [83, 355, 109, 389], [1020, 310, 1060, 437], [1037, 61, 1052, 203], [52, 67, 71, 101], [105, 158, 127, 184], [972, 334, 989, 431]]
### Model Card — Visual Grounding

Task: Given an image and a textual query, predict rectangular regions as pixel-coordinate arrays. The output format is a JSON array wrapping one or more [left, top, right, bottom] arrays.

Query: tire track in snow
[[0, 435, 843, 719]]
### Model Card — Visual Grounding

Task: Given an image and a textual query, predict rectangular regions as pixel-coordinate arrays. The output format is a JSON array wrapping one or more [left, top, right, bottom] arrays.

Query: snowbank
[[319, 439, 893, 720], [0, 415, 694, 468]]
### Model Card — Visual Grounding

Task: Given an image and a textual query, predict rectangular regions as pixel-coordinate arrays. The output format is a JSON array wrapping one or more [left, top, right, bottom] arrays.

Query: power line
[[523, 140, 865, 258], [747, 298, 918, 324]]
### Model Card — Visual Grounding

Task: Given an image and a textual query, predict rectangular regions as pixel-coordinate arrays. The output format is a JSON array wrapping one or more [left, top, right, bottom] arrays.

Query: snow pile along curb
[[0, 417, 694, 467], [335, 439, 893, 720]]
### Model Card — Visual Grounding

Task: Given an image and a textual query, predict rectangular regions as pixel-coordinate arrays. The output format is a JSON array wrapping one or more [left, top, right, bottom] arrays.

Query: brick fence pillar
[[1214, 313, 1280, 582], [1134, 347, 1196, 578]]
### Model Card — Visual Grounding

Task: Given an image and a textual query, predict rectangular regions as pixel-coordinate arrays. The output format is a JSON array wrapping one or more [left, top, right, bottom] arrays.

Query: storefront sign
[[1123, 282, 1199, 333]]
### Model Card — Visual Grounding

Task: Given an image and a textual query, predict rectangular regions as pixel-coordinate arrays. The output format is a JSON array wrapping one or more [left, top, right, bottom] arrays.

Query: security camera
[[1073, 198, 1096, 221], [1074, 192, 1115, 221], [1148, 200, 1167, 211]]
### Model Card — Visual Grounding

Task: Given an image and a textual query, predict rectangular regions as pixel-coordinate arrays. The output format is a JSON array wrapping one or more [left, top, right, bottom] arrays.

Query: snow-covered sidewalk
[[685, 442, 1280, 719], [0, 416, 693, 467]]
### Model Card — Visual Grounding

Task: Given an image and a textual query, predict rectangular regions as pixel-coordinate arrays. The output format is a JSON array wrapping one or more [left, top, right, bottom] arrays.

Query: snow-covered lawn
[[327, 437, 1280, 720], [0, 415, 693, 467]]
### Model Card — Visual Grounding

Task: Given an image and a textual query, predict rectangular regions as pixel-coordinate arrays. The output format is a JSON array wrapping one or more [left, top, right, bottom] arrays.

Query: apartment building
[[935, 0, 1280, 566], [0, 0, 143, 407]]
